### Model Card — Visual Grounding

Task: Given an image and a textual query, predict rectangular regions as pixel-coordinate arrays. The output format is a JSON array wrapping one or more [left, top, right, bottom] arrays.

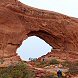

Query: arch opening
[[16, 36, 52, 61]]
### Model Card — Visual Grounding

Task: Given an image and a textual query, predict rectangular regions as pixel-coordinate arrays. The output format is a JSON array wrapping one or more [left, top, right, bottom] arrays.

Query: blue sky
[[17, 0, 78, 61], [17, 36, 52, 61]]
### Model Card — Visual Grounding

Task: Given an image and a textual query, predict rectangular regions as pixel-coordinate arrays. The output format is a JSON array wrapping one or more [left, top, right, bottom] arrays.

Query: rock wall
[[0, 0, 78, 66]]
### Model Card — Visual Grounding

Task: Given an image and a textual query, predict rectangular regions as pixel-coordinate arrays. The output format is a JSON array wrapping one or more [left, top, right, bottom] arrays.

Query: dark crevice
[[27, 30, 62, 48], [27, 30, 52, 36], [8, 43, 20, 47]]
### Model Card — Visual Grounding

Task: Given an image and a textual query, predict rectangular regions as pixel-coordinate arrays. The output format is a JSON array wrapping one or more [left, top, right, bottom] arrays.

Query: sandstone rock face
[[0, 0, 78, 66]]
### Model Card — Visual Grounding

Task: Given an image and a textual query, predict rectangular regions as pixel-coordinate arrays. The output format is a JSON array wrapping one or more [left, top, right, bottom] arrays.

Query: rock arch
[[0, 0, 78, 66]]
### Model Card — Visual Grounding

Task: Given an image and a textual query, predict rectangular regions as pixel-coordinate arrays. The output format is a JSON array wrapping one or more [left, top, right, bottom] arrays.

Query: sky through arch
[[16, 36, 52, 61]]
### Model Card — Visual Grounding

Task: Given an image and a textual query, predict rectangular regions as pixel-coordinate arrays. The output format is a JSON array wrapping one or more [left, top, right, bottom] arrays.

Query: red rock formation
[[0, 0, 78, 66], [38, 50, 78, 62]]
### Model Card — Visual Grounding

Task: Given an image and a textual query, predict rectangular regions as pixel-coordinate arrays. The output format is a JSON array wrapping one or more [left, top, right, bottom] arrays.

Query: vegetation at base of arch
[[68, 61, 78, 75], [0, 62, 35, 78], [34, 58, 60, 68], [49, 59, 60, 65], [61, 60, 78, 75], [35, 61, 48, 68]]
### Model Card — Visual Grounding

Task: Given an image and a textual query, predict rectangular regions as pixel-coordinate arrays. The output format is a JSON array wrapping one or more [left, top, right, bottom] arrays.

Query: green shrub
[[35, 61, 48, 68], [41, 61, 46, 65], [0, 73, 11, 78], [12, 70, 23, 78], [22, 70, 35, 78], [68, 63, 78, 75], [50, 59, 59, 65], [62, 60, 71, 67], [0, 62, 35, 78], [74, 61, 78, 66], [64, 61, 78, 75], [0, 59, 4, 64]]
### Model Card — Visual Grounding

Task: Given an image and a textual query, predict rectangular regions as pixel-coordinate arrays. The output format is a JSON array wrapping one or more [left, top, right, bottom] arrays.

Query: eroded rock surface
[[0, 0, 78, 66]]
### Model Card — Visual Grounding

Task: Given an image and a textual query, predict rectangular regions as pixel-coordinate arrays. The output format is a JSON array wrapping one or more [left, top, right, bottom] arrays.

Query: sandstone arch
[[0, 0, 78, 66]]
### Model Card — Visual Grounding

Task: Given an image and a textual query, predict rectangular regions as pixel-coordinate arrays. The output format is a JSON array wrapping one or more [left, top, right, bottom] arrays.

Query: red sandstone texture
[[0, 0, 78, 66], [38, 50, 78, 62]]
